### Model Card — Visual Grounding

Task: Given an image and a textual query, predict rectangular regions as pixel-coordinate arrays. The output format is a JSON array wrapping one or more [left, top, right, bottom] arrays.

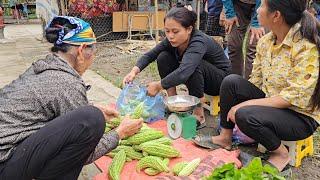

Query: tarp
[[94, 120, 242, 180]]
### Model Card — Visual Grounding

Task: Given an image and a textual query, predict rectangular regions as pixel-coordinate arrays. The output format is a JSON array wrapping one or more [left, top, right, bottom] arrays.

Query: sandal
[[191, 134, 232, 150], [262, 159, 292, 174], [196, 121, 207, 130]]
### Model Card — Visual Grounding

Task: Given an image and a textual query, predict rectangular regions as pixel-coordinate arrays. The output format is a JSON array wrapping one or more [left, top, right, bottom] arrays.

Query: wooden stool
[[203, 95, 220, 116], [257, 136, 314, 167]]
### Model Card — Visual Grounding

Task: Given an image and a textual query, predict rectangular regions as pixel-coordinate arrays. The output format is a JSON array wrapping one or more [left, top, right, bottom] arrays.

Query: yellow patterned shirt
[[249, 23, 320, 122]]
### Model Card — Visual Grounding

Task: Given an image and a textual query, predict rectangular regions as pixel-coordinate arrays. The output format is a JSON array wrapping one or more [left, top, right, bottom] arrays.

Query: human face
[[74, 43, 96, 75], [257, 0, 273, 28], [82, 44, 96, 68], [164, 18, 192, 48]]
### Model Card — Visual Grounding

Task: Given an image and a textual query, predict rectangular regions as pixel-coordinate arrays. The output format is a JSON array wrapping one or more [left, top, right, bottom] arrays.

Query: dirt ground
[[91, 41, 320, 180]]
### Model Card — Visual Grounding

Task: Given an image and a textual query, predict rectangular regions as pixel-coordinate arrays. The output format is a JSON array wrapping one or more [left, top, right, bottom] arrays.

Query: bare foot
[[211, 135, 232, 150], [267, 146, 291, 172]]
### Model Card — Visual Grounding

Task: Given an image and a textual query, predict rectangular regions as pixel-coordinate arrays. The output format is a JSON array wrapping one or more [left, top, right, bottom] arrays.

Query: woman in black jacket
[[124, 7, 231, 126]]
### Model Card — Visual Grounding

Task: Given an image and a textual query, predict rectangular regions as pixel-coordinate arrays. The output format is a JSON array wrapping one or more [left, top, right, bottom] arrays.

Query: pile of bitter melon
[[105, 102, 201, 180]]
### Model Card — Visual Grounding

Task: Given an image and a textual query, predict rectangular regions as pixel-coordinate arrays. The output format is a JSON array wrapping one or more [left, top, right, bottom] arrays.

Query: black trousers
[[157, 51, 228, 98], [0, 106, 105, 180], [220, 75, 319, 151]]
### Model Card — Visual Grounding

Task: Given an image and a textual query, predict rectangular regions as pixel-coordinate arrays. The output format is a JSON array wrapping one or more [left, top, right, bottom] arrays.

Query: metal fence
[[66, 0, 210, 42]]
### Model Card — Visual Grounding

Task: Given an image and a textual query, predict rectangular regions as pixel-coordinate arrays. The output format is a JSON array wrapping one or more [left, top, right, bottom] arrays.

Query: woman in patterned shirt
[[210, 0, 320, 171]]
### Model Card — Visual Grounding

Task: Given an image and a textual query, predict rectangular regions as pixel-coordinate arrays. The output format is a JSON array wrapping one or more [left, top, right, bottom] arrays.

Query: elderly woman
[[211, 0, 320, 171], [0, 16, 143, 179]]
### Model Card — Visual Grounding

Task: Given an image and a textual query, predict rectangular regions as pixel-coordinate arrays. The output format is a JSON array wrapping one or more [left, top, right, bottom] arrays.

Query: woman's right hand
[[115, 116, 143, 139], [123, 66, 140, 85], [123, 71, 136, 85]]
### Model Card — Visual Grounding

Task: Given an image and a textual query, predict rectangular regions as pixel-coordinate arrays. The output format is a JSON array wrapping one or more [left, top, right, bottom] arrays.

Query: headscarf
[[46, 16, 96, 45]]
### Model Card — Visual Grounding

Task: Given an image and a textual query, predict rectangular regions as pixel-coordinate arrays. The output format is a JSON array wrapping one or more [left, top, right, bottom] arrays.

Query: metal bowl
[[164, 95, 200, 113]]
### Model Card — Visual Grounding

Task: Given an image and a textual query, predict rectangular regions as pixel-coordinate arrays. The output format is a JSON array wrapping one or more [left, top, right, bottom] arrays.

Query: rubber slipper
[[196, 121, 207, 130], [262, 159, 292, 173], [191, 134, 233, 150], [239, 151, 255, 167]]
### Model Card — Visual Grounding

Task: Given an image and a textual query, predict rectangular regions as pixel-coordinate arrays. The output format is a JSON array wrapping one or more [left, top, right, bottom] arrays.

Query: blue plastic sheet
[[116, 83, 165, 123]]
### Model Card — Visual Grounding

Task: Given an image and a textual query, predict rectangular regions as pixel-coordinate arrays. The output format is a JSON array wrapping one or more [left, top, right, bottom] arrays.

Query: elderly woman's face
[[73, 44, 97, 75]]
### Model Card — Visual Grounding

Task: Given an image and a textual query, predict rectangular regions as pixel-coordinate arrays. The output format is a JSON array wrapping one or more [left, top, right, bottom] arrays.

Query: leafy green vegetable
[[205, 157, 286, 180]]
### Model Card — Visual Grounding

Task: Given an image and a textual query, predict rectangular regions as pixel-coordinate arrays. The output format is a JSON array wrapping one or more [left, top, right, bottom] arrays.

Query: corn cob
[[140, 143, 180, 158], [131, 102, 144, 119], [144, 158, 170, 176], [108, 150, 126, 180], [178, 158, 201, 176], [173, 161, 188, 175], [136, 156, 169, 173], [127, 130, 164, 145]]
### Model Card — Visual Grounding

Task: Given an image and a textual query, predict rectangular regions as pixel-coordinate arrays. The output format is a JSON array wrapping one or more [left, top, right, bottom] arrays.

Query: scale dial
[[167, 114, 182, 139]]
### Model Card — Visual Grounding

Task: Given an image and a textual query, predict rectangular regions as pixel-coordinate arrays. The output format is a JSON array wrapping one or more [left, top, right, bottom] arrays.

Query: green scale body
[[167, 113, 197, 139]]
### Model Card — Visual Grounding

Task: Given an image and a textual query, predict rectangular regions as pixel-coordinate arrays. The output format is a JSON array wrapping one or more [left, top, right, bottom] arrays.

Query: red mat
[[94, 120, 241, 180]]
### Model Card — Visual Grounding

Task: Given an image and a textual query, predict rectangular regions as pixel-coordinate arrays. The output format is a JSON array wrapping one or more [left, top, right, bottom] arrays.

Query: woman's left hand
[[227, 103, 245, 123], [147, 81, 163, 97]]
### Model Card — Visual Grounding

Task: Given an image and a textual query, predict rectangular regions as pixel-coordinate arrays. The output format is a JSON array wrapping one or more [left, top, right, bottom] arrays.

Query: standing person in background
[[206, 0, 225, 37], [222, 0, 265, 79]]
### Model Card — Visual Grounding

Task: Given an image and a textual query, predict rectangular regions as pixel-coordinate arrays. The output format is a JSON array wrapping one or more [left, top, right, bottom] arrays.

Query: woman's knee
[[221, 74, 243, 90], [235, 106, 260, 130], [75, 106, 105, 134], [156, 51, 175, 66]]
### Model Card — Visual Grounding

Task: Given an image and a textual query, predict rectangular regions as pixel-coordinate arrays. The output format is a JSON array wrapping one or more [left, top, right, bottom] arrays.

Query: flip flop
[[239, 151, 255, 167], [196, 121, 207, 130], [262, 159, 292, 175], [191, 134, 233, 150]]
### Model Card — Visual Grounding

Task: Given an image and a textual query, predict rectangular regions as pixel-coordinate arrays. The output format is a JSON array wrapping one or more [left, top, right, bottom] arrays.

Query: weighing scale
[[164, 95, 200, 140]]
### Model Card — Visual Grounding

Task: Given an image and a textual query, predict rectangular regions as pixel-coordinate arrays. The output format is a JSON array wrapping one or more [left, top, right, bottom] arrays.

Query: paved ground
[[0, 24, 121, 179]]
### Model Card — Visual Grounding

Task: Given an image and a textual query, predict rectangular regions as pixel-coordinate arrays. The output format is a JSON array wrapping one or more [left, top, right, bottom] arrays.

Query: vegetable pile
[[205, 157, 285, 180], [104, 102, 201, 179]]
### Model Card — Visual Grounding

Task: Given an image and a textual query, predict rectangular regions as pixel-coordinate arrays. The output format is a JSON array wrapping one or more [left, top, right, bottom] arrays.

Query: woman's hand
[[227, 103, 246, 123], [115, 116, 143, 139], [94, 104, 119, 122], [224, 16, 240, 34], [123, 66, 140, 85], [147, 81, 163, 97], [249, 27, 265, 44]]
